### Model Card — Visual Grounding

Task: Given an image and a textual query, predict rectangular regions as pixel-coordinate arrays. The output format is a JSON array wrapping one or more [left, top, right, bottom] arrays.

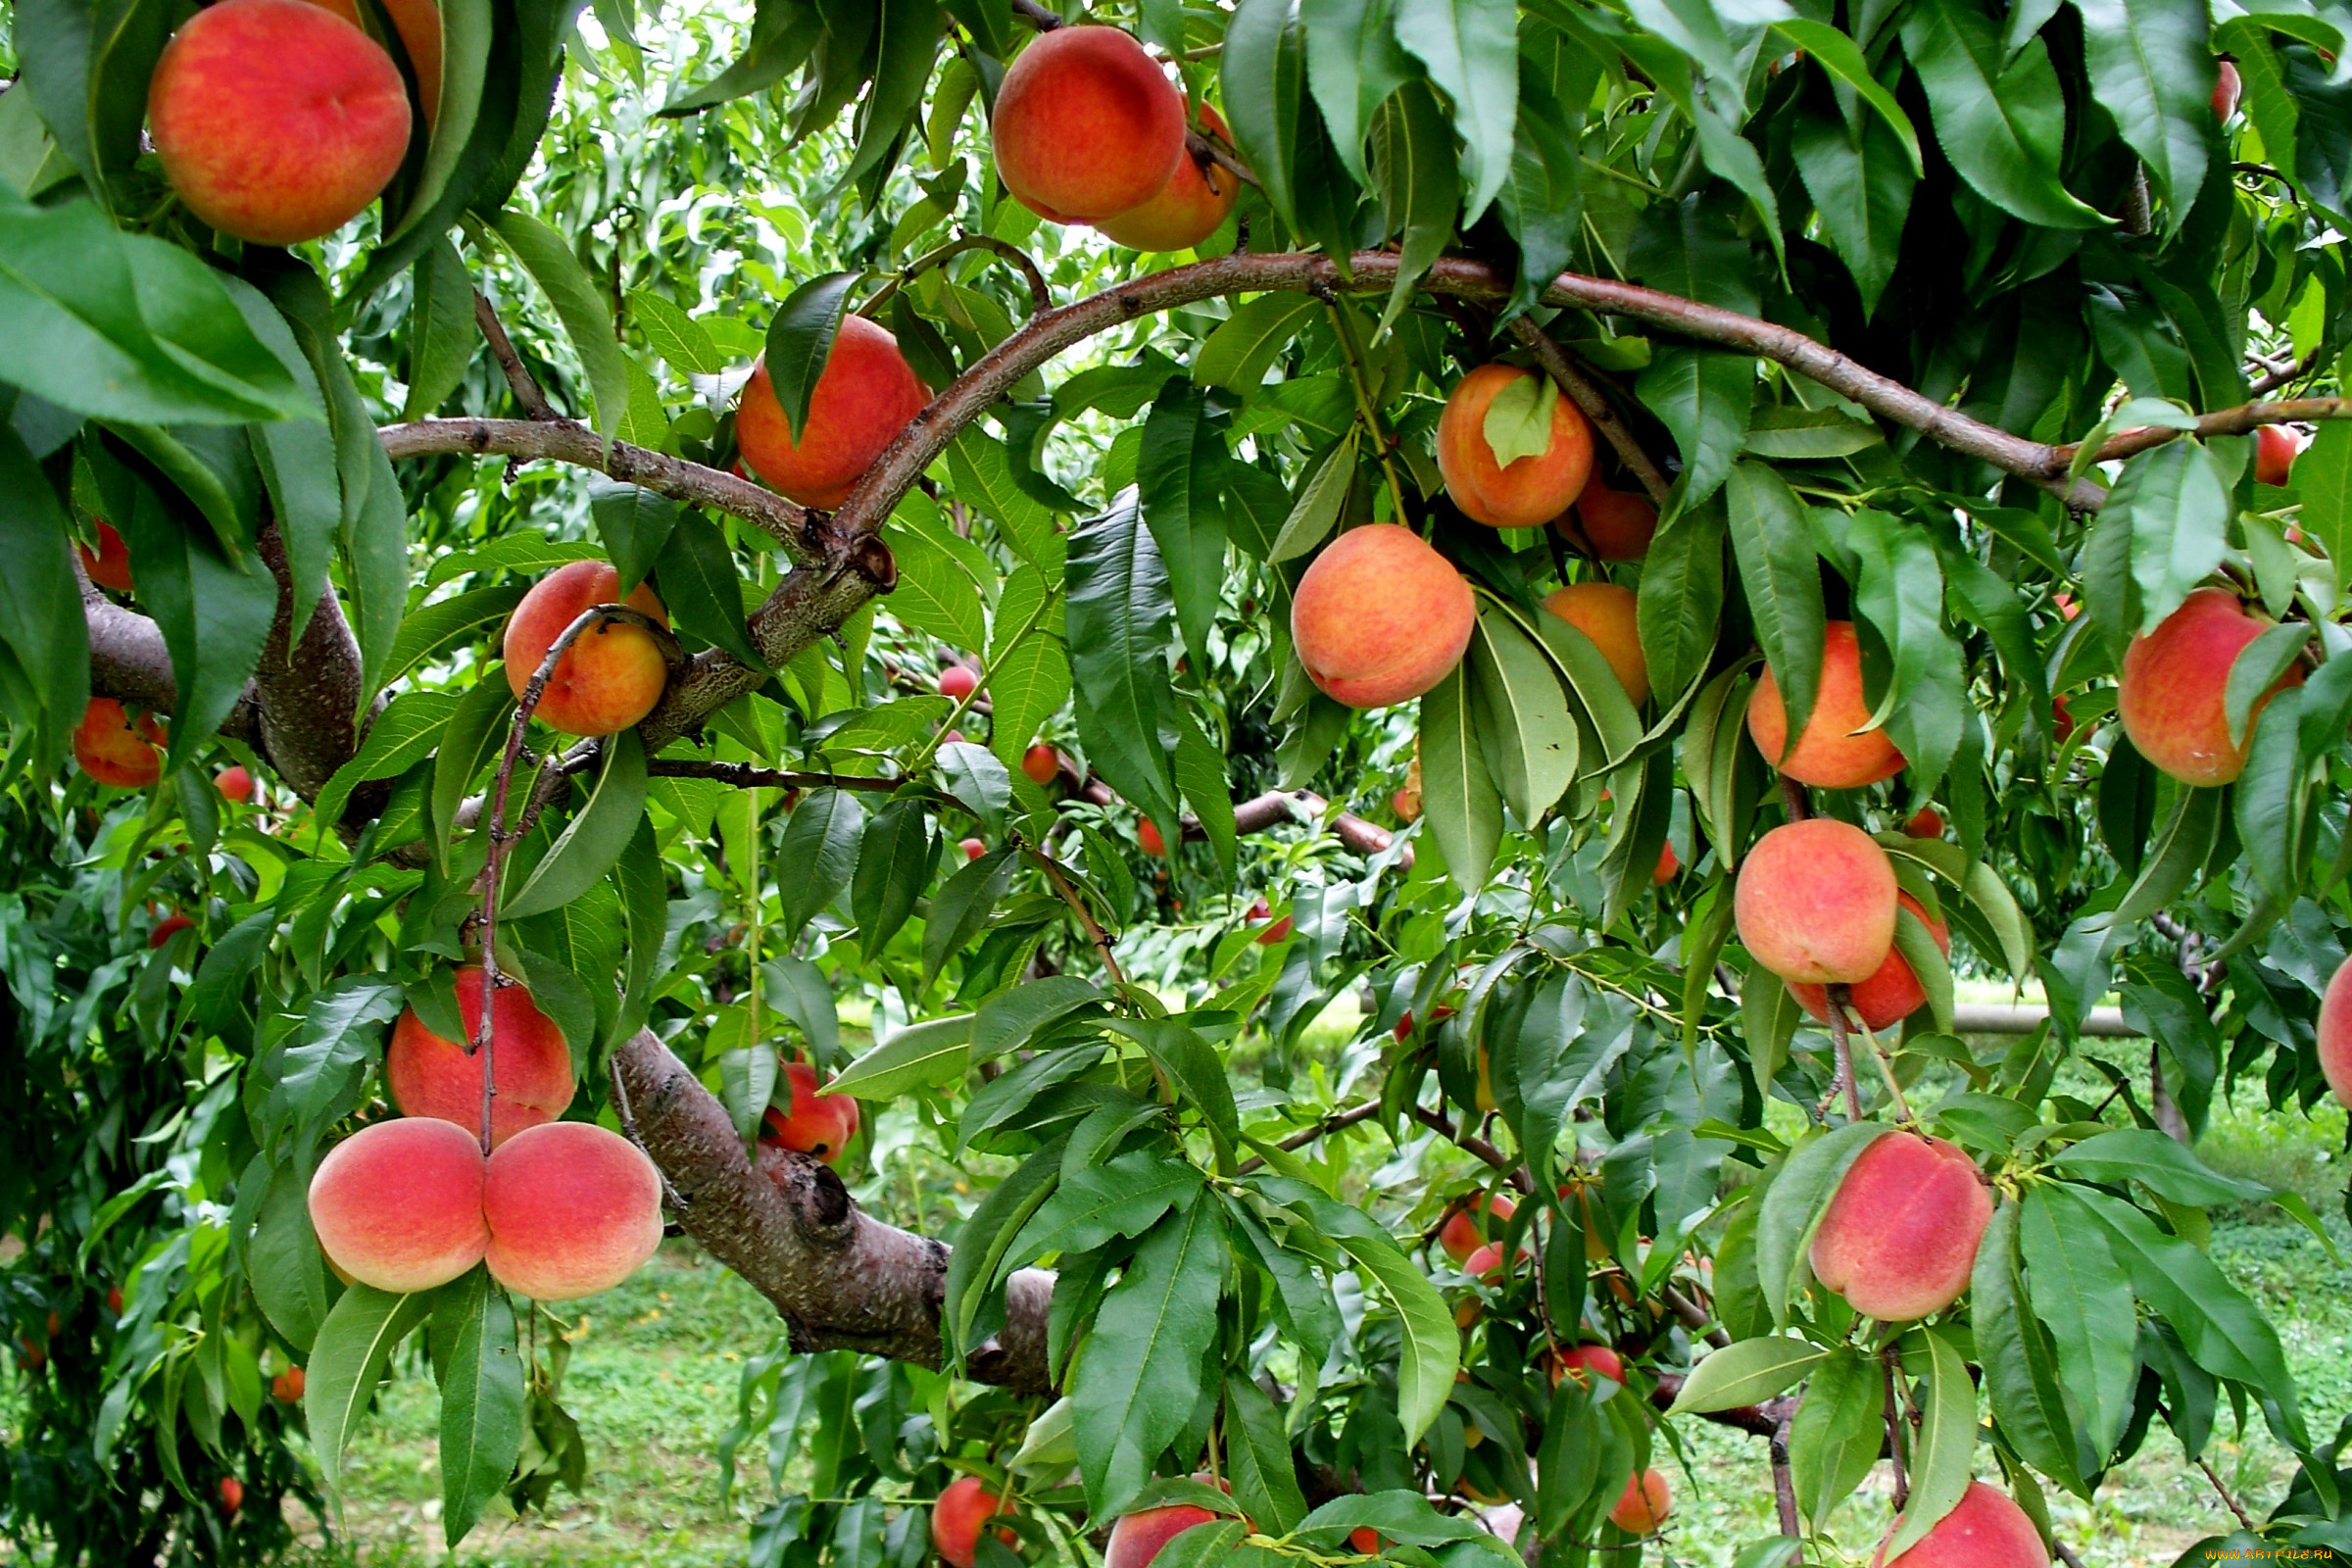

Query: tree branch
[[78, 566, 260, 744], [252, 524, 377, 809], [475, 290, 561, 422], [2063, 396, 2350, 469], [1506, 317, 1674, 506]]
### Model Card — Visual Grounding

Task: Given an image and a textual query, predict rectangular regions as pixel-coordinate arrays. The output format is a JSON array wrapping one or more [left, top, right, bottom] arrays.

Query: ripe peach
[[219, 1476, 243, 1515], [216, 765, 254, 803], [2051, 695, 2078, 745], [1106, 1501, 1222, 1568], [503, 561, 671, 737], [74, 699, 166, 789], [939, 663, 978, 700], [959, 837, 987, 861], [1349, 1527, 1383, 1554], [2256, 422, 2305, 487], [307, 0, 443, 128], [1098, 104, 1238, 251], [1905, 807, 1942, 839], [1436, 366, 1594, 528], [1291, 524, 1476, 708], [932, 1476, 1018, 1568], [2213, 59, 2242, 122], [1559, 478, 1656, 561], [1462, 1242, 1510, 1280], [1542, 581, 1648, 704], [385, 968, 575, 1149], [307, 1118, 488, 1292], [1788, 891, 1949, 1033], [482, 1121, 664, 1300], [147, 0, 413, 246], [992, 26, 1186, 222], [2118, 587, 2302, 786], [1549, 1343, 1625, 1387], [1609, 1469, 1670, 1534], [1734, 818, 1897, 985], [1021, 744, 1061, 786], [1811, 1132, 1990, 1320], [761, 1061, 859, 1163], [271, 1365, 305, 1403], [1439, 1192, 1515, 1263], [149, 912, 194, 949], [1138, 817, 1168, 858], [1653, 842, 1680, 884], [1746, 622, 1906, 788], [2315, 955, 2352, 1105], [79, 521, 133, 593], [735, 316, 932, 510], [1872, 1481, 2046, 1568]]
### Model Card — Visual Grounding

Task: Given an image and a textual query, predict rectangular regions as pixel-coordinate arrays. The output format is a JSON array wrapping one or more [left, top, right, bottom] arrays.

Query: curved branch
[[2067, 395, 2351, 468], [79, 569, 261, 743], [253, 525, 377, 808], [379, 417, 820, 564]]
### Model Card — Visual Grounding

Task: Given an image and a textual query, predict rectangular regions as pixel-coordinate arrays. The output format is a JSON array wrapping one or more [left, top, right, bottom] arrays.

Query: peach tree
[[0, 0, 2349, 1564]]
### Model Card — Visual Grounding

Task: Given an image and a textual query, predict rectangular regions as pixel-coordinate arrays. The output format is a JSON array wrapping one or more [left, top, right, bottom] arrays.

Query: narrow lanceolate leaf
[[490, 210, 632, 437], [2071, 0, 2211, 225], [436, 1270, 524, 1546], [1726, 462, 1826, 756], [1223, 1375, 1310, 1534], [588, 479, 678, 597], [1064, 491, 1184, 836], [851, 797, 935, 955], [2112, 440, 2230, 634], [1898, 0, 2108, 229], [1638, 492, 1728, 706], [763, 271, 860, 442], [1372, 81, 1462, 330], [308, 1284, 434, 1502], [1220, 0, 1310, 235], [1788, 1349, 1886, 1524], [1883, 1328, 1978, 1558], [1390, 0, 1518, 222], [831, 1011, 978, 1099], [1004, 1151, 1203, 1277], [1468, 612, 1577, 824], [776, 788, 867, 937], [1419, 662, 1503, 890], [1972, 1200, 2088, 1496], [1300, 0, 1418, 184], [1269, 434, 1354, 563], [0, 428, 90, 748], [1137, 378, 1228, 670], [2019, 1185, 2138, 1461], [1637, 350, 1753, 508], [1667, 1336, 1832, 1413], [1072, 1200, 1229, 1514], [504, 730, 648, 919], [655, 509, 766, 670]]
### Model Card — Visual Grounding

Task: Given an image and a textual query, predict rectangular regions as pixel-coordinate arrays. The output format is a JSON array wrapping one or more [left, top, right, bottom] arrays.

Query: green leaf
[[627, 288, 721, 375], [945, 1142, 1066, 1360], [1772, 21, 1924, 172], [1418, 661, 1502, 890], [831, 1011, 977, 1099], [490, 210, 632, 438], [589, 479, 678, 598], [655, 509, 766, 670], [1064, 490, 1184, 840], [1637, 489, 1728, 703], [1845, 507, 1951, 729], [1972, 1200, 2087, 1495], [1072, 1199, 1229, 1514], [2018, 1184, 2137, 1459], [2113, 440, 2230, 634], [2071, 0, 2211, 225], [1371, 82, 1463, 329], [1882, 1327, 1976, 1557], [0, 427, 89, 750], [405, 234, 478, 418], [916, 845, 1015, 993], [850, 797, 934, 955], [660, 0, 821, 114], [393, 0, 494, 238], [776, 788, 867, 937], [1535, 612, 1642, 770], [2052, 1129, 2272, 1208], [1221, 0, 1310, 238], [1195, 295, 1323, 394], [1755, 1122, 1889, 1327], [2297, 422, 2352, 584], [611, 818, 667, 1049], [307, 1284, 434, 1502], [1269, 434, 1355, 564], [1223, 1375, 1310, 1534], [1391, 0, 1518, 222], [1468, 611, 1577, 823], [311, 690, 461, 831], [429, 674, 516, 873], [504, 730, 648, 919], [1101, 1017, 1243, 1170], [434, 1269, 524, 1547], [762, 271, 860, 443], [1138, 379, 1228, 671], [1482, 373, 1561, 469], [885, 524, 989, 654], [1667, 1335, 1834, 1413], [1788, 1348, 1887, 1524], [111, 478, 276, 769], [1004, 1151, 1203, 1277], [383, 583, 526, 694], [1301, 0, 1418, 185], [1637, 350, 1754, 508], [245, 1156, 333, 1356], [838, 0, 940, 197], [974, 976, 1106, 1062], [1742, 404, 1887, 461], [1898, 0, 2109, 229], [1727, 462, 1827, 756]]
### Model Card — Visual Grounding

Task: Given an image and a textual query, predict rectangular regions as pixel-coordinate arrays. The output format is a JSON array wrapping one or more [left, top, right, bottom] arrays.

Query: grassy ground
[[9, 1055, 2346, 1565]]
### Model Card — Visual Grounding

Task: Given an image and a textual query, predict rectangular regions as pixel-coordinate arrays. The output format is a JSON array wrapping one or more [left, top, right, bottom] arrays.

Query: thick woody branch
[[79, 568, 260, 744], [253, 525, 377, 809], [2065, 396, 2351, 468], [379, 417, 820, 564], [612, 1027, 1053, 1391], [1221, 789, 1401, 862], [475, 290, 561, 422]]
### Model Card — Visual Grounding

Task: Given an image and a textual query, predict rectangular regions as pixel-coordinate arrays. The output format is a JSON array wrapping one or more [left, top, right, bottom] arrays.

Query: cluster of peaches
[[1292, 363, 1659, 716]]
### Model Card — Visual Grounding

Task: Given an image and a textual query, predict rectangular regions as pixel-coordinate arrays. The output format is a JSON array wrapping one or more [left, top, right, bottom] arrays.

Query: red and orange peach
[[503, 561, 671, 738], [2118, 587, 2302, 786], [1291, 525, 1476, 709], [735, 315, 932, 511], [1811, 1132, 1990, 1321], [1436, 366, 1594, 528], [482, 1121, 664, 1300], [385, 969, 574, 1149], [1734, 818, 1897, 986], [992, 26, 1186, 222], [1746, 622, 1906, 788]]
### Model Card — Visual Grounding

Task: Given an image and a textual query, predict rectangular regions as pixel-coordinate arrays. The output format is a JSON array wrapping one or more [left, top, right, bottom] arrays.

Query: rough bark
[[252, 526, 377, 808]]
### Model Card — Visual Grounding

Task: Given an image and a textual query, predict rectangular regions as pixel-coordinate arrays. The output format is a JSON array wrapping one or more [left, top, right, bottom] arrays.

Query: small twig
[[1825, 989, 1863, 1121], [2249, 348, 2319, 396], [1189, 127, 1261, 192], [1661, 1284, 1731, 1349], [1507, 317, 1674, 506], [2197, 1458, 2259, 1532], [1027, 844, 1126, 985], [643, 759, 908, 793], [475, 291, 561, 422], [1008, 0, 1060, 28], [1316, 290, 1413, 525], [2052, 1540, 2090, 1568], [2057, 395, 2352, 470], [1770, 1404, 1802, 1540], [1235, 1100, 1384, 1175], [1883, 1344, 1911, 1510], [1408, 1105, 1534, 1195], [1849, 1010, 1912, 1124], [1778, 775, 1811, 822], [860, 232, 1053, 320]]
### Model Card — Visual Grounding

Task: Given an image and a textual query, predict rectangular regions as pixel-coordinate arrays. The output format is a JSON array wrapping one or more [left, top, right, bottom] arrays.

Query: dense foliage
[[1, 0, 2350, 1563]]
